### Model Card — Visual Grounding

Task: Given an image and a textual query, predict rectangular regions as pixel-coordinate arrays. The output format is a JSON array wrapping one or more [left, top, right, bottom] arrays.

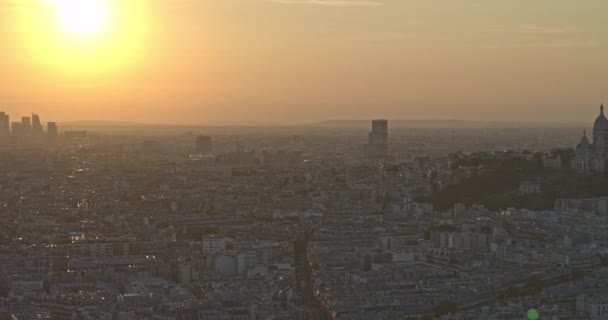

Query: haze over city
[[3, 2, 608, 320], [1, 0, 608, 123]]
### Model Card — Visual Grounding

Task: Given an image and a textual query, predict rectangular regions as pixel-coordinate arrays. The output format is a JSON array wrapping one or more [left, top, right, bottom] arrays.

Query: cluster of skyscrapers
[[0, 112, 57, 138]]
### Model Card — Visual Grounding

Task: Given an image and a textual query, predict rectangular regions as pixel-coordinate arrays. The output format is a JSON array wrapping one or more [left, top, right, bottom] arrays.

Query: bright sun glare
[[51, 0, 110, 35], [19, 0, 147, 74]]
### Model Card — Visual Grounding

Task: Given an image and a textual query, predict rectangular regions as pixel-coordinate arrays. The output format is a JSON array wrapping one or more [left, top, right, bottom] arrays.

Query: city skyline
[[0, 111, 57, 136], [2, 2, 608, 319], [0, 107, 606, 319]]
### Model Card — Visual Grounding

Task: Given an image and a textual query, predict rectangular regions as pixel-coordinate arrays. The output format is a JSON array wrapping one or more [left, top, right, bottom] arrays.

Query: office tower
[[11, 122, 22, 136], [195, 135, 213, 153], [369, 119, 388, 145], [21, 116, 31, 135], [47, 122, 58, 139], [364, 119, 388, 158], [0, 112, 9, 135], [32, 113, 43, 135]]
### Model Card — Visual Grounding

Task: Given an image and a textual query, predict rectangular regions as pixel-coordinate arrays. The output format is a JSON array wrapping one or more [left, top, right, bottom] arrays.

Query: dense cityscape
[[3, 0, 607, 318], [0, 107, 605, 320]]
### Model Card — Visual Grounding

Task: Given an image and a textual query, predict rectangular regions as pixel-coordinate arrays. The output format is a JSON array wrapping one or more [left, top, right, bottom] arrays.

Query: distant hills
[[58, 119, 588, 129], [317, 119, 587, 129], [60, 120, 147, 127]]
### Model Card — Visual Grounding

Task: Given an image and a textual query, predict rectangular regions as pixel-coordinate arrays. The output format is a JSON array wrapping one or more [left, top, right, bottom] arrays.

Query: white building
[[575, 104, 608, 172], [519, 180, 541, 194], [542, 154, 563, 169], [577, 294, 608, 319], [203, 237, 226, 255]]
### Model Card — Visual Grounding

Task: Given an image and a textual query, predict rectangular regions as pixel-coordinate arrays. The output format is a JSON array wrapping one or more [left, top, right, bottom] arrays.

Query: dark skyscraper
[[364, 119, 388, 158], [11, 122, 22, 136], [21, 116, 31, 135], [32, 113, 43, 135], [369, 119, 388, 145], [0, 112, 9, 135], [47, 122, 58, 139], [195, 135, 213, 153]]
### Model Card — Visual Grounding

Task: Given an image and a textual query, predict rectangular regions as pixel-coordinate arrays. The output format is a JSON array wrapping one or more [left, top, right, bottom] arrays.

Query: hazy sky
[[0, 0, 607, 123]]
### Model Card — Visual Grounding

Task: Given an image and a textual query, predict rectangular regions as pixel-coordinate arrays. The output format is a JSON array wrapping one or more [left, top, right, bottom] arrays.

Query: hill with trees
[[416, 155, 608, 211]]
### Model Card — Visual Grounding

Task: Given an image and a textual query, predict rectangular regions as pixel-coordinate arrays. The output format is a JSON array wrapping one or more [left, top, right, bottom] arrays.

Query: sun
[[19, 0, 149, 75], [52, 0, 110, 35]]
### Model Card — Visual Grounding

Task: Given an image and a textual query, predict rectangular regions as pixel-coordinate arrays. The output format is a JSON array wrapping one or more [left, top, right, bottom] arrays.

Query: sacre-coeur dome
[[593, 104, 608, 134]]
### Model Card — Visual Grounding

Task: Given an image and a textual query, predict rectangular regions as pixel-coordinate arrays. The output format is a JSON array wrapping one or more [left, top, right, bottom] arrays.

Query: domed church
[[575, 104, 608, 172]]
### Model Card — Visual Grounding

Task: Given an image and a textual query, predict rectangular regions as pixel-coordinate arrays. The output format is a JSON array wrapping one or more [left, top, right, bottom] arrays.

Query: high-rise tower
[[21, 116, 31, 135], [369, 119, 388, 145], [47, 122, 58, 139], [0, 112, 9, 135], [32, 114, 43, 135], [364, 119, 388, 158]]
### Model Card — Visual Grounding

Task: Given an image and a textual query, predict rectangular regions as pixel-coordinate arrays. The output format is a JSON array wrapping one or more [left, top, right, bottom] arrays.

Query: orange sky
[[0, 0, 607, 123]]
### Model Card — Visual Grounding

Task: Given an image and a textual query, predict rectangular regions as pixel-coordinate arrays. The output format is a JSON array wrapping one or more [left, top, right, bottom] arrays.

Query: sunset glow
[[2, 0, 608, 122], [12, 0, 149, 77], [52, 0, 110, 35]]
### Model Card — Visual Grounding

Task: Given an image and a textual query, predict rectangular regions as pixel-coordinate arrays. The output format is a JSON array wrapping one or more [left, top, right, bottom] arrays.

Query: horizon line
[[55, 118, 592, 128]]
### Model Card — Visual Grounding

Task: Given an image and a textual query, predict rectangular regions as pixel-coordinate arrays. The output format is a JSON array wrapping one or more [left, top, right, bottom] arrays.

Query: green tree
[[525, 276, 544, 294], [435, 300, 458, 315]]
